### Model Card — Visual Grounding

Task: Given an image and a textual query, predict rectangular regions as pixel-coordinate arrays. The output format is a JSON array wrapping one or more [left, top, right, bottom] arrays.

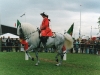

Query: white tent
[[82, 36, 89, 40], [0, 33, 19, 38]]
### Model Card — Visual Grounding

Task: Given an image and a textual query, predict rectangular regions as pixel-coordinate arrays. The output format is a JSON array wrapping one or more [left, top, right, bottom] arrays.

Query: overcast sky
[[0, 0, 100, 39]]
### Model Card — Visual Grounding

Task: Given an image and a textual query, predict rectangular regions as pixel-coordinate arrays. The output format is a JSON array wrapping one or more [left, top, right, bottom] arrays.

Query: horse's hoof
[[55, 63, 61, 66], [35, 63, 38, 66], [32, 57, 34, 61], [55, 64, 59, 66], [56, 59, 58, 62]]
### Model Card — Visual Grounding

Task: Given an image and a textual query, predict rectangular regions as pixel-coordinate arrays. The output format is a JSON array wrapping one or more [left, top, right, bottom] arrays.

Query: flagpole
[[80, 5, 81, 39], [79, 5, 82, 53], [25, 13, 26, 22], [91, 26, 92, 38], [20, 13, 26, 22]]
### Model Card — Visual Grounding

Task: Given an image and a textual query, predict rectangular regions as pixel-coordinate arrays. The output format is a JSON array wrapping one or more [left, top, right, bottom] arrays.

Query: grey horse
[[17, 23, 73, 66]]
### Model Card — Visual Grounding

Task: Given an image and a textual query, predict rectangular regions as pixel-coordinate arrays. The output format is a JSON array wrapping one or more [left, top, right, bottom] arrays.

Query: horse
[[17, 23, 73, 66]]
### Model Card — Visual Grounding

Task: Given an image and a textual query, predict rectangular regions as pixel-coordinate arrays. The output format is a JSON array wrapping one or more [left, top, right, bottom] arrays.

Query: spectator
[[74, 40, 79, 53], [85, 40, 89, 54], [6, 36, 12, 52], [14, 38, 20, 52], [10, 38, 14, 51], [94, 40, 98, 54], [89, 40, 94, 54], [80, 40, 85, 53], [1, 36, 6, 52], [97, 40, 100, 55]]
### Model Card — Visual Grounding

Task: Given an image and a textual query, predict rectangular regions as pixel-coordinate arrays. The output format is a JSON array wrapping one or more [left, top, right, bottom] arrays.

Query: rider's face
[[41, 15, 45, 18]]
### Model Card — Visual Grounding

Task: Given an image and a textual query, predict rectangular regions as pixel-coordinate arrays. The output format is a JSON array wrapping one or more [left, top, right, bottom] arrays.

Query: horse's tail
[[63, 33, 73, 49]]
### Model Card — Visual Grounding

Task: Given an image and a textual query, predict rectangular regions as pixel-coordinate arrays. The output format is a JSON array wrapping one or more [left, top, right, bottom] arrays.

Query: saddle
[[37, 28, 56, 48]]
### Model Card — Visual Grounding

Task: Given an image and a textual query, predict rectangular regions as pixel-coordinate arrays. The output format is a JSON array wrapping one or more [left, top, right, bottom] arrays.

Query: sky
[[0, 0, 100, 39]]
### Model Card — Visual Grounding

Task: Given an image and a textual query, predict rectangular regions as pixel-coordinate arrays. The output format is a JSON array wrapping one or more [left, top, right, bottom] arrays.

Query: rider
[[40, 12, 53, 37], [39, 12, 53, 47]]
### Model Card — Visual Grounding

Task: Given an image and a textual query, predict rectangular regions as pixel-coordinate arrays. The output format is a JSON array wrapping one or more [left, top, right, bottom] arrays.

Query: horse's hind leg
[[55, 52, 63, 66], [55, 53, 59, 62], [55, 46, 64, 66], [59, 53, 64, 65]]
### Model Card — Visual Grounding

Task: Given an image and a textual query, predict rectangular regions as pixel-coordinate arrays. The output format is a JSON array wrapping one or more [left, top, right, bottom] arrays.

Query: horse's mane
[[21, 23, 38, 34], [21, 23, 37, 30]]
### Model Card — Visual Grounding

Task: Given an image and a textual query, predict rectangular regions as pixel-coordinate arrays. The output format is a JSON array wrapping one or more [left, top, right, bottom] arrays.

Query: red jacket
[[40, 17, 53, 37]]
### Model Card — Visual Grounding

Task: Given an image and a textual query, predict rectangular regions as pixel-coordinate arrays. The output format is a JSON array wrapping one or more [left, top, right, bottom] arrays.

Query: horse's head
[[17, 23, 40, 40]]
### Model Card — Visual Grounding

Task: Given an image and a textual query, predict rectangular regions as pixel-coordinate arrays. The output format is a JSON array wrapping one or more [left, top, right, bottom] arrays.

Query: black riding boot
[[38, 36, 43, 48], [38, 36, 48, 48]]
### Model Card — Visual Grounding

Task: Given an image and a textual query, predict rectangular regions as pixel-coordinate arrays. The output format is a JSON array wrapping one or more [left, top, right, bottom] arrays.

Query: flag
[[17, 20, 21, 28], [67, 23, 74, 36], [15, 23, 16, 27], [20, 13, 25, 17]]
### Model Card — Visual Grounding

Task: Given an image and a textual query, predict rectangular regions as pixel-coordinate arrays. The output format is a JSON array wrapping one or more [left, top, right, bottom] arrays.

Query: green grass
[[0, 52, 100, 75]]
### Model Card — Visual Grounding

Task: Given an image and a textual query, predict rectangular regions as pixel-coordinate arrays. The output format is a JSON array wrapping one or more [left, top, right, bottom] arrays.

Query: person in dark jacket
[[89, 40, 93, 54], [80, 40, 85, 53], [14, 38, 20, 52], [97, 40, 100, 55], [6, 36, 12, 52]]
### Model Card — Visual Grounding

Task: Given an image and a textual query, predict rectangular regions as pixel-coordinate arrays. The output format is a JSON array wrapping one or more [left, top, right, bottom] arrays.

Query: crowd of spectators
[[71, 38, 100, 55], [0, 36, 20, 52]]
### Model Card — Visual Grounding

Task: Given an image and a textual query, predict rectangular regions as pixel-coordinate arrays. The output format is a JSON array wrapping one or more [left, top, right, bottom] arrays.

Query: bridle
[[25, 28, 40, 39]]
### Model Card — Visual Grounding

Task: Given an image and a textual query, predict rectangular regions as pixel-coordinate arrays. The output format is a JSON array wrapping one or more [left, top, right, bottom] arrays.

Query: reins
[[25, 28, 40, 39]]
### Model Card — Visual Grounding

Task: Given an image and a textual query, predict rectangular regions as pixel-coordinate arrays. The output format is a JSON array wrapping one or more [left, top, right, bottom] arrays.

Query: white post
[[63, 50, 67, 60], [25, 52, 29, 60], [96, 51, 98, 55], [20, 44, 29, 60]]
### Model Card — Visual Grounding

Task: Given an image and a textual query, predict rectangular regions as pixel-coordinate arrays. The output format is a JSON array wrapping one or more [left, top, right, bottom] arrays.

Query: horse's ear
[[37, 27, 40, 34], [37, 27, 40, 30]]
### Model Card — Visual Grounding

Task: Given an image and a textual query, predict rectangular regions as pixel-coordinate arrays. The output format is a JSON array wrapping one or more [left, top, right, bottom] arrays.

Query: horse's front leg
[[26, 45, 34, 61], [26, 45, 33, 51], [25, 51, 34, 61], [34, 48, 40, 66]]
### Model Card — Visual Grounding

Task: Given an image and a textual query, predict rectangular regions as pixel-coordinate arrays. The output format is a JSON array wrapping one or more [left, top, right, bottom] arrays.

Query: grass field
[[0, 52, 100, 75]]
